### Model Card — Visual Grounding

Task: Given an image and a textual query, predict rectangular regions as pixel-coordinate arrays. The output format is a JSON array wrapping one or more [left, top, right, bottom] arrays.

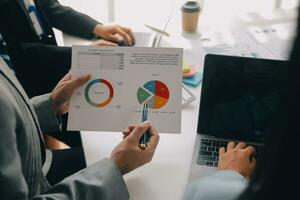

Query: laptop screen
[[197, 54, 287, 143]]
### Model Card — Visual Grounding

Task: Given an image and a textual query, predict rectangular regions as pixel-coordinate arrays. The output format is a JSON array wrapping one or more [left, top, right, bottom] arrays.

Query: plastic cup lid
[[181, 1, 201, 13]]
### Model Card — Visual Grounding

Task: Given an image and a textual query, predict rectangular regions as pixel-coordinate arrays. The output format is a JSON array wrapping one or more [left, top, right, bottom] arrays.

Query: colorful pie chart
[[85, 79, 114, 108], [137, 80, 169, 109]]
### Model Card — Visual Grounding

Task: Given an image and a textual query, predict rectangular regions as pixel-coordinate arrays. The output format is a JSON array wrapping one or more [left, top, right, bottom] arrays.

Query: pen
[[144, 103, 150, 143], [144, 24, 170, 37], [139, 102, 149, 148]]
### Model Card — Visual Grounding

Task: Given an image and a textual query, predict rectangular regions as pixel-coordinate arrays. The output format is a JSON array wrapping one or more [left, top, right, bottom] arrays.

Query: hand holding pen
[[114, 122, 160, 174], [122, 103, 153, 150]]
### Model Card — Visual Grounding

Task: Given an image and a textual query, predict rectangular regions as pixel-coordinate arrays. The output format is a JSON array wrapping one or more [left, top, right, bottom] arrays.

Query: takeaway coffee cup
[[181, 1, 201, 33]]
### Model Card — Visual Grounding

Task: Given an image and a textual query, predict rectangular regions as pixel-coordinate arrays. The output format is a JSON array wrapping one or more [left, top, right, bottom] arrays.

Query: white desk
[[78, 35, 205, 200], [81, 96, 201, 200], [61, 7, 297, 200], [63, 33, 205, 200]]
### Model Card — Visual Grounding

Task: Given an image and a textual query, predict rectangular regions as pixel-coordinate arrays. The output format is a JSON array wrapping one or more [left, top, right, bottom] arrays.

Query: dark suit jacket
[[0, 0, 100, 97]]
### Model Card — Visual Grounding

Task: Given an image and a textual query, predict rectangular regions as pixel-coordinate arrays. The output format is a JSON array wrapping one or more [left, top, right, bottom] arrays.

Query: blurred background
[[59, 0, 299, 24]]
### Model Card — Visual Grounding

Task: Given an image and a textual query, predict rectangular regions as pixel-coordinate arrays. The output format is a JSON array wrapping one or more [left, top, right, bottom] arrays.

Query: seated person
[[0, 0, 135, 97], [184, 99, 292, 200], [0, 0, 135, 148], [184, 7, 298, 199], [184, 141, 256, 200], [0, 58, 159, 199]]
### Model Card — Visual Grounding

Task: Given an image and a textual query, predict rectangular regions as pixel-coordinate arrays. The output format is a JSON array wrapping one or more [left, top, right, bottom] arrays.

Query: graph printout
[[68, 46, 183, 133]]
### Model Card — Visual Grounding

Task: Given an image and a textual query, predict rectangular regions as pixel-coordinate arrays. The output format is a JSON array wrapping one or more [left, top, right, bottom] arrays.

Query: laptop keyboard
[[197, 139, 264, 167]]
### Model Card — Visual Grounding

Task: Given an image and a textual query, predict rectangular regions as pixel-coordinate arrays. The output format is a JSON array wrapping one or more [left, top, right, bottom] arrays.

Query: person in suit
[[183, 9, 297, 200], [0, 57, 160, 199], [0, 0, 135, 148], [0, 0, 135, 97]]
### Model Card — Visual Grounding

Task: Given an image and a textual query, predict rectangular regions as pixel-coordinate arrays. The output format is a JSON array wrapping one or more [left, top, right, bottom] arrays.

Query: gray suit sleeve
[[39, 0, 101, 39], [30, 93, 61, 133], [43, 158, 130, 200], [183, 170, 248, 200], [0, 94, 129, 199]]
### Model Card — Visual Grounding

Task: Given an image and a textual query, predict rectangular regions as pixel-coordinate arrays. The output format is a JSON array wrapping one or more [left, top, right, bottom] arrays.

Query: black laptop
[[195, 54, 287, 167]]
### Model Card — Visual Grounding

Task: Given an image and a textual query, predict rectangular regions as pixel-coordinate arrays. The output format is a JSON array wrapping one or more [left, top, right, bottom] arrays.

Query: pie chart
[[85, 79, 114, 108], [137, 80, 169, 109]]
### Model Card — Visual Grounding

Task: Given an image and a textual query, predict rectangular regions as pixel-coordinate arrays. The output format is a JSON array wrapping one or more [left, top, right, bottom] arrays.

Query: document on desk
[[67, 45, 183, 133], [201, 22, 296, 60]]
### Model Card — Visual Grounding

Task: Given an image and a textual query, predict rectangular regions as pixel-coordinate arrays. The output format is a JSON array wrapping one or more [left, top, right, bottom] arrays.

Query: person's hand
[[218, 141, 256, 177], [50, 73, 91, 114], [93, 24, 135, 46], [92, 39, 118, 46], [110, 121, 159, 175]]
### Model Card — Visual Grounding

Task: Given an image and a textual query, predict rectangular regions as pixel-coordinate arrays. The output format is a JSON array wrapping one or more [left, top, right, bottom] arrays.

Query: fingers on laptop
[[244, 145, 256, 155], [236, 142, 247, 149], [219, 147, 226, 156], [227, 141, 236, 150], [220, 141, 256, 153]]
